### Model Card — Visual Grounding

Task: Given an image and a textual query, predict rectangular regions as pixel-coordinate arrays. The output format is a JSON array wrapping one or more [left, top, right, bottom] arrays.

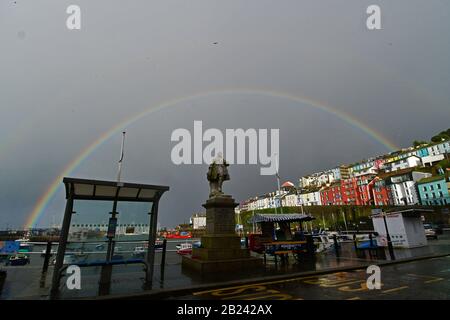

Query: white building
[[299, 170, 334, 189], [282, 193, 300, 207], [298, 190, 322, 206], [318, 171, 335, 186], [299, 175, 318, 189], [384, 155, 422, 173], [388, 171, 431, 205], [248, 199, 258, 211], [372, 209, 428, 248], [428, 141, 450, 156], [421, 154, 445, 167], [190, 213, 206, 230], [437, 140, 450, 154]]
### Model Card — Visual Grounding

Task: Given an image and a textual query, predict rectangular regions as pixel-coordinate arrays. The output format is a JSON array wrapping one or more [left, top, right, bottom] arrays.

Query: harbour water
[[0, 235, 197, 299]]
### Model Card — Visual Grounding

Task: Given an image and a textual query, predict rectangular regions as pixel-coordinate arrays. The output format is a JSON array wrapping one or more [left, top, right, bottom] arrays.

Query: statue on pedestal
[[182, 152, 263, 273], [207, 153, 230, 198]]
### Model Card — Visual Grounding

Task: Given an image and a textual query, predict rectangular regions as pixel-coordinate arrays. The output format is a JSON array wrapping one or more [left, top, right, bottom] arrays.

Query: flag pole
[[117, 131, 126, 183], [274, 153, 283, 214]]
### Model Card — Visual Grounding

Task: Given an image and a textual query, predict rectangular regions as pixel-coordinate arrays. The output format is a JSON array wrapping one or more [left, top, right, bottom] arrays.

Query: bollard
[[0, 270, 6, 296], [386, 235, 396, 261], [40, 241, 53, 288], [42, 241, 53, 274], [160, 239, 167, 281], [333, 234, 340, 257]]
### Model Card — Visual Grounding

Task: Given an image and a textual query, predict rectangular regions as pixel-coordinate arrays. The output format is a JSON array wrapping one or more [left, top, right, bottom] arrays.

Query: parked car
[[423, 223, 438, 240]]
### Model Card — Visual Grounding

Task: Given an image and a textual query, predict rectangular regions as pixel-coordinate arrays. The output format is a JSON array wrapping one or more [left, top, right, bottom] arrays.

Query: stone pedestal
[[182, 195, 262, 273]]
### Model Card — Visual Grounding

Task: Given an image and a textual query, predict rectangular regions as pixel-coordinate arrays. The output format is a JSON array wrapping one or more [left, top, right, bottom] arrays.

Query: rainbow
[[25, 88, 399, 228]]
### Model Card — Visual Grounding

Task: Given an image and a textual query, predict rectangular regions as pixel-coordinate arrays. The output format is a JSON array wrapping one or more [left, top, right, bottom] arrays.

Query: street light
[[382, 212, 396, 260]]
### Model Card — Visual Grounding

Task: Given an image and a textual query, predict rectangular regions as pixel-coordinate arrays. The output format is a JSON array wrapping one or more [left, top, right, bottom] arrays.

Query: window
[[437, 184, 441, 190], [430, 185, 434, 191], [423, 186, 427, 191], [432, 192, 436, 198], [439, 192, 443, 198]]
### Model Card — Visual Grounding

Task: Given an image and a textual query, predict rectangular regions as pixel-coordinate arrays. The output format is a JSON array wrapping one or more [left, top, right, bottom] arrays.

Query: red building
[[341, 178, 358, 205], [321, 174, 377, 206], [371, 176, 393, 206], [356, 174, 376, 205], [320, 183, 344, 205]]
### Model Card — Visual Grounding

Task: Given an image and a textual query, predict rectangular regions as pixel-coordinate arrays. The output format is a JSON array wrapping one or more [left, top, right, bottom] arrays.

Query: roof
[[417, 175, 446, 184], [63, 177, 169, 202], [376, 167, 416, 180], [383, 154, 420, 165], [281, 181, 295, 188], [385, 207, 434, 215], [299, 188, 321, 194], [247, 213, 315, 224]]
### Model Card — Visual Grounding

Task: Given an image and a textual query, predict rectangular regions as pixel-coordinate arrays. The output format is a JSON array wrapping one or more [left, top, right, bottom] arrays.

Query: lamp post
[[382, 212, 396, 260]]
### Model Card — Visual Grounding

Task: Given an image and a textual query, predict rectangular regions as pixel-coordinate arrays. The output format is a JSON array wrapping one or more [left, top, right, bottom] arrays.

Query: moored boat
[[166, 231, 192, 239], [8, 254, 30, 266], [176, 243, 193, 255]]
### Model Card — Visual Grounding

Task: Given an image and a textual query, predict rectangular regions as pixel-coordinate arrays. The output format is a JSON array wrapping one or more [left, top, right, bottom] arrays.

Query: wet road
[[188, 256, 450, 300]]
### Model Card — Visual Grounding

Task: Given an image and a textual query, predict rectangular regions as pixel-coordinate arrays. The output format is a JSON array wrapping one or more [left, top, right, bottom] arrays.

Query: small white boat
[[133, 246, 145, 256], [176, 243, 193, 255], [313, 235, 335, 253], [15, 239, 33, 252], [63, 254, 78, 265]]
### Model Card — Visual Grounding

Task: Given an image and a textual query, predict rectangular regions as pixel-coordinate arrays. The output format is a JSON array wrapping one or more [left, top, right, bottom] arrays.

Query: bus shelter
[[50, 177, 169, 299]]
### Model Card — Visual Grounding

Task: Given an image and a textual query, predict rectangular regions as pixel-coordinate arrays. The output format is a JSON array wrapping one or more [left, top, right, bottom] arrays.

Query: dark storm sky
[[0, 0, 449, 228]]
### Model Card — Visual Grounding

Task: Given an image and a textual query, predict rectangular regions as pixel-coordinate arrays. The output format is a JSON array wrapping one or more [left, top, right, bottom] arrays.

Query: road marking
[[407, 273, 444, 283], [381, 286, 408, 293], [346, 296, 361, 300], [221, 290, 280, 300], [245, 293, 293, 300], [193, 274, 327, 295], [338, 281, 370, 292], [424, 278, 444, 283]]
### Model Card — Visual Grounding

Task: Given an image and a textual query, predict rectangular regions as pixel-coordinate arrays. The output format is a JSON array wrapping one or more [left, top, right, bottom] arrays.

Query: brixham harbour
[[2, 229, 450, 300], [0, 235, 198, 299]]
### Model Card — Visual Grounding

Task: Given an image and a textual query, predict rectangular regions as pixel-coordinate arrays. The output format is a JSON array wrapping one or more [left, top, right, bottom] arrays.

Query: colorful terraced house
[[417, 170, 450, 206]]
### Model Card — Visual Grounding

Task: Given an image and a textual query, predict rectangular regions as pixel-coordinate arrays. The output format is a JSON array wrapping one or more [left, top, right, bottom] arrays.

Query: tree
[[413, 140, 428, 147], [431, 133, 450, 143]]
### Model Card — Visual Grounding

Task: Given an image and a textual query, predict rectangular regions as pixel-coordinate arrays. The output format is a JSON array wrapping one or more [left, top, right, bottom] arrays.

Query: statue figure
[[207, 153, 230, 198]]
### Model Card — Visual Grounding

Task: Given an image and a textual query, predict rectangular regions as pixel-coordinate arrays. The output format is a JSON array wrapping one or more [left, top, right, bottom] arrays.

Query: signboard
[[0, 241, 20, 254], [107, 217, 117, 238]]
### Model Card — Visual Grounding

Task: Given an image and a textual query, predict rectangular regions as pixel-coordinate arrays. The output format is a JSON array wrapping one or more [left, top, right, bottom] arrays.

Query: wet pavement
[[187, 256, 450, 300], [1, 233, 450, 299]]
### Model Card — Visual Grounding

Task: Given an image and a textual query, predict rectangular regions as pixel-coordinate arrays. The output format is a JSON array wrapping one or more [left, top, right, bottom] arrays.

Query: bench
[[55, 258, 148, 292]]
